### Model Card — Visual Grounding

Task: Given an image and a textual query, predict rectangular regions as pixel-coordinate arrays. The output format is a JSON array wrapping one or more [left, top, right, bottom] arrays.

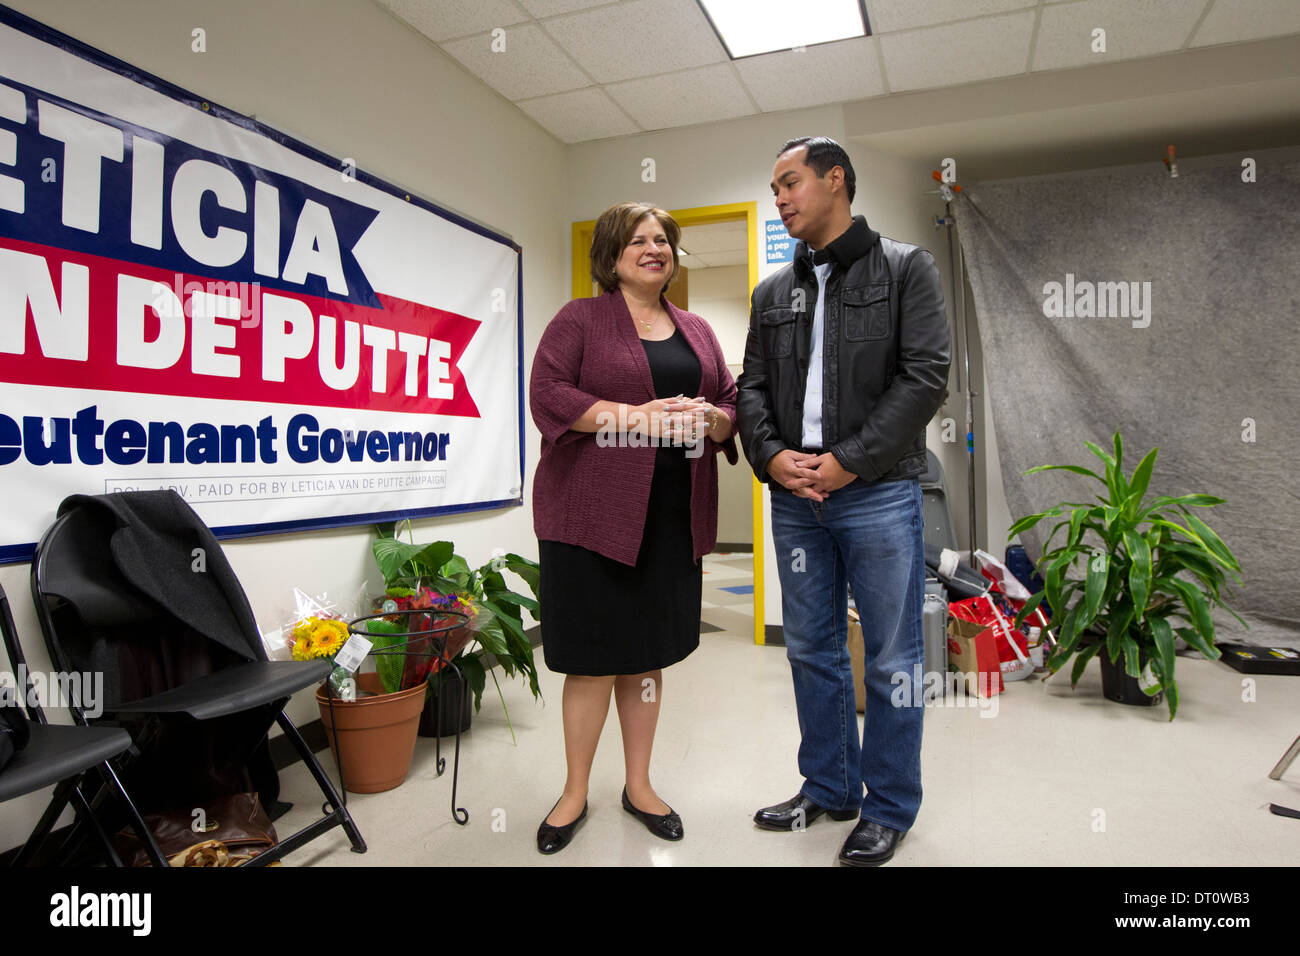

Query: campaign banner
[[0, 7, 523, 562]]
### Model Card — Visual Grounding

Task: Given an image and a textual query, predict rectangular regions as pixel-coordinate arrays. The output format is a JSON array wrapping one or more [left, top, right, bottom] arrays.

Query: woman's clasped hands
[[628, 395, 713, 445]]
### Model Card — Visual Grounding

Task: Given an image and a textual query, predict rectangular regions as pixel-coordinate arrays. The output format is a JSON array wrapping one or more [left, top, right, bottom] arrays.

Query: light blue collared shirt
[[801, 260, 833, 449]]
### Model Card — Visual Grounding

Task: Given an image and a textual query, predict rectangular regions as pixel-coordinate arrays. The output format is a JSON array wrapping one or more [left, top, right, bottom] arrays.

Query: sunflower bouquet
[[290, 616, 350, 662], [279, 587, 367, 699]]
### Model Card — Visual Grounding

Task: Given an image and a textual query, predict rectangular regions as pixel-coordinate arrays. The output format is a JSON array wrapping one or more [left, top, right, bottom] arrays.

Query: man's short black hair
[[777, 136, 855, 204]]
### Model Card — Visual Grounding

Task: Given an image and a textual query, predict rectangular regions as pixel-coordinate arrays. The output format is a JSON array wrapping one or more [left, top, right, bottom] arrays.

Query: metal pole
[[945, 201, 962, 395], [958, 234, 978, 569], [945, 199, 978, 568]]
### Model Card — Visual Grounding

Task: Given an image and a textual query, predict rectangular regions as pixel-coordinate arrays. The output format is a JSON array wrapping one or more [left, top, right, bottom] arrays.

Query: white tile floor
[[275, 553, 1300, 867]]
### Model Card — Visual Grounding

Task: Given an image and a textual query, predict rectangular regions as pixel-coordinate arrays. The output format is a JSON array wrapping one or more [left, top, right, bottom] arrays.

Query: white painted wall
[[0, 0, 567, 851]]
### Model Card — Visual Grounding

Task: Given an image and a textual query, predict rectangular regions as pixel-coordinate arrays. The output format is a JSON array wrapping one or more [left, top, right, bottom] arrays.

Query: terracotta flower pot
[[315, 672, 426, 793]]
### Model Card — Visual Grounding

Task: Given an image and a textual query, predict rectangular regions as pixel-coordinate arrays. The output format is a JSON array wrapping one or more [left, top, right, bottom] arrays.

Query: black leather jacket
[[737, 216, 951, 485]]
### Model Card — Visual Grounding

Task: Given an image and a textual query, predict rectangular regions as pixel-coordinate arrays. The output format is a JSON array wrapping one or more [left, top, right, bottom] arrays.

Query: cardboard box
[[847, 608, 866, 714], [946, 615, 1004, 697]]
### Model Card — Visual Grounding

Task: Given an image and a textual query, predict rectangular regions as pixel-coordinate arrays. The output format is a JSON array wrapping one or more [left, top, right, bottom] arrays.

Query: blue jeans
[[770, 477, 925, 832]]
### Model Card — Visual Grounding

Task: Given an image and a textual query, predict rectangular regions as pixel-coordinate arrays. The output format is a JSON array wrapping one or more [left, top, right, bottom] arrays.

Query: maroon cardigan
[[530, 290, 739, 565]]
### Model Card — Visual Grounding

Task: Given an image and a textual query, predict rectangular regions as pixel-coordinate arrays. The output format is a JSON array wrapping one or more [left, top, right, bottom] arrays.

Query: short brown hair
[[589, 201, 680, 295]]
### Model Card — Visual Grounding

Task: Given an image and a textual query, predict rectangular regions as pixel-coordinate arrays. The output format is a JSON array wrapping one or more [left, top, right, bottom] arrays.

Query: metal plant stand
[[1269, 733, 1300, 781], [1267, 733, 1300, 821], [321, 608, 470, 825]]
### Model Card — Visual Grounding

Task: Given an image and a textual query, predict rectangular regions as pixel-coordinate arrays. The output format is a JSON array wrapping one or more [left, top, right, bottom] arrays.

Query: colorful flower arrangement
[[378, 587, 479, 691], [385, 586, 477, 621]]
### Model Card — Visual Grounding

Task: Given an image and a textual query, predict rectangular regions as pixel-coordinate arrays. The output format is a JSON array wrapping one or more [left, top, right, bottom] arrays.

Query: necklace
[[634, 309, 662, 333]]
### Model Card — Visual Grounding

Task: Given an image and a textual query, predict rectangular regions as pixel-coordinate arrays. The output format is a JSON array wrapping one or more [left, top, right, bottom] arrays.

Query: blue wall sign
[[765, 219, 794, 264]]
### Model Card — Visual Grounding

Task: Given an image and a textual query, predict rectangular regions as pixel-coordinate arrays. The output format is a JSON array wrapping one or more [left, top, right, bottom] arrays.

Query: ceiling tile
[[517, 0, 612, 15], [865, 0, 1036, 34], [734, 37, 885, 112], [441, 24, 591, 101], [880, 11, 1035, 92], [379, 0, 529, 43], [1191, 0, 1300, 47], [696, 249, 749, 267], [543, 0, 728, 83], [605, 63, 756, 131], [1032, 0, 1209, 71], [516, 86, 640, 143], [681, 220, 747, 253]]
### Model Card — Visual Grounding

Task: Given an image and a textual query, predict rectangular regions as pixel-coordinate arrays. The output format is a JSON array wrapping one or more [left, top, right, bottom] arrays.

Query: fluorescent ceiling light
[[697, 0, 869, 59]]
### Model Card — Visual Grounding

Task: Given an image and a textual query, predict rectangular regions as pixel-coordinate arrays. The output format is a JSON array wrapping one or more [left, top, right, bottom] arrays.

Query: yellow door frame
[[570, 201, 768, 645]]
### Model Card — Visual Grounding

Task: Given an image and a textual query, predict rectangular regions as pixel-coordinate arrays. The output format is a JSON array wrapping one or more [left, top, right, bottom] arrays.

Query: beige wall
[[0, 0, 567, 851], [687, 264, 749, 364]]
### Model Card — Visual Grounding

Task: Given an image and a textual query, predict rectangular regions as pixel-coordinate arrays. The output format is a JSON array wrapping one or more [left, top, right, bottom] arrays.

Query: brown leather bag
[[115, 792, 278, 867]]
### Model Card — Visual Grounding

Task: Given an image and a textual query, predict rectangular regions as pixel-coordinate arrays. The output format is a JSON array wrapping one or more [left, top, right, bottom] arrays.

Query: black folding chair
[[30, 491, 366, 866], [0, 581, 157, 866]]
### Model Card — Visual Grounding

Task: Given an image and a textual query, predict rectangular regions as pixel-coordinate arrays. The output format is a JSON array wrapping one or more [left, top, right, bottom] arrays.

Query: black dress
[[539, 329, 703, 676]]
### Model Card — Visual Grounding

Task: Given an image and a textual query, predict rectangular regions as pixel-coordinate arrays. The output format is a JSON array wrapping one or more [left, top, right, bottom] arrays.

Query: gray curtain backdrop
[[954, 160, 1300, 646]]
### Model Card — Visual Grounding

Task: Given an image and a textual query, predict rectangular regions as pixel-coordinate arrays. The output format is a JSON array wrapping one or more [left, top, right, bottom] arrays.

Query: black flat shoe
[[754, 793, 860, 831], [536, 799, 588, 855], [622, 787, 684, 841], [837, 819, 905, 866]]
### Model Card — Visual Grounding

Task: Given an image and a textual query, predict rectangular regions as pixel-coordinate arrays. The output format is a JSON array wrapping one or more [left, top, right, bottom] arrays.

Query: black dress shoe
[[754, 793, 860, 831], [838, 819, 905, 866], [536, 799, 588, 855], [621, 787, 684, 841]]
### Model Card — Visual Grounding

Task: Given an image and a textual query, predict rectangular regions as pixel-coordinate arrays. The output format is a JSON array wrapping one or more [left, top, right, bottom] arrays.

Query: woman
[[529, 201, 737, 854]]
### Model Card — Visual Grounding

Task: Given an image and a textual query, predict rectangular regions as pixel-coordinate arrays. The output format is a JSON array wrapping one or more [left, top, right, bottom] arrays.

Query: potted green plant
[[370, 522, 542, 740], [1008, 430, 1245, 719]]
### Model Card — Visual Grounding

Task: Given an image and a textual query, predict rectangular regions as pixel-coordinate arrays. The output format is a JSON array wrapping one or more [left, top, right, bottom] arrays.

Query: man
[[737, 137, 950, 866]]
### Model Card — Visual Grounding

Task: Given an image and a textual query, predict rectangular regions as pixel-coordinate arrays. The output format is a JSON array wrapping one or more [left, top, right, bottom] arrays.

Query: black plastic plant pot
[[1098, 646, 1163, 707], [418, 679, 472, 737]]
